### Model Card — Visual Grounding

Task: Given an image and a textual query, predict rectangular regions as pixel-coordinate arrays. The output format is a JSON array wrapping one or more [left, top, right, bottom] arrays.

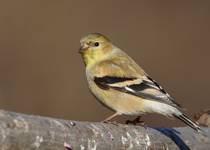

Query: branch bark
[[0, 109, 209, 150]]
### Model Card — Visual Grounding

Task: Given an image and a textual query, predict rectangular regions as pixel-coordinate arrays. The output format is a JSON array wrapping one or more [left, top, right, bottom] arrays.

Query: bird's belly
[[89, 83, 146, 115]]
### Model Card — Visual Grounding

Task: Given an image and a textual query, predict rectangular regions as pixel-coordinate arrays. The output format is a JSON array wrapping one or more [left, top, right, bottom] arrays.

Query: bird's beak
[[78, 46, 83, 54], [78, 44, 89, 54]]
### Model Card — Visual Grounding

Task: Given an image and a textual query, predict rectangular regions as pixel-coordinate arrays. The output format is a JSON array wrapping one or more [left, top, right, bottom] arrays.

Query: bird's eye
[[94, 42, 99, 47]]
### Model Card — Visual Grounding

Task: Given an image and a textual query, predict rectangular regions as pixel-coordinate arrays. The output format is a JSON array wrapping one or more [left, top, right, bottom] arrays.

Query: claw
[[102, 120, 119, 126], [126, 116, 145, 126]]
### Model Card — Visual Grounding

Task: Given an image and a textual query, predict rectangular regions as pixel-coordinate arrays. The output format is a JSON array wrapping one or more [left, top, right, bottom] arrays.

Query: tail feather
[[174, 113, 202, 133]]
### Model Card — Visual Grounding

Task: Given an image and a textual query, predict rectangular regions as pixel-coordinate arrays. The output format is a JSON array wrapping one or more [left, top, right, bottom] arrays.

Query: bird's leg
[[126, 116, 145, 125], [101, 113, 119, 124]]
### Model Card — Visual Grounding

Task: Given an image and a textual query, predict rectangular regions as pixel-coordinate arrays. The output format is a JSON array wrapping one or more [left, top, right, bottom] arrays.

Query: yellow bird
[[79, 33, 201, 132]]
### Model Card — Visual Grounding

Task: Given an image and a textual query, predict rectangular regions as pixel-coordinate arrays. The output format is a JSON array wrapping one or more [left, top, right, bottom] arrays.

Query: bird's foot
[[101, 113, 119, 125], [126, 116, 145, 126], [101, 120, 119, 126]]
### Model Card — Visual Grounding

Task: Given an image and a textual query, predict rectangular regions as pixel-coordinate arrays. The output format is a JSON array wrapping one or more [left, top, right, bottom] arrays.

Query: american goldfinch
[[79, 33, 201, 132]]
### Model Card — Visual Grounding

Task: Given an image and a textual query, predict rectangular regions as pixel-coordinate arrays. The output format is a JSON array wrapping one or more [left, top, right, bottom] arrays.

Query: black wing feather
[[94, 76, 182, 108], [94, 76, 136, 89]]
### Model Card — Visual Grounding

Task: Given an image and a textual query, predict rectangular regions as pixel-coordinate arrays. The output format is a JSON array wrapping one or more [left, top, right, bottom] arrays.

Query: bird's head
[[79, 33, 113, 67]]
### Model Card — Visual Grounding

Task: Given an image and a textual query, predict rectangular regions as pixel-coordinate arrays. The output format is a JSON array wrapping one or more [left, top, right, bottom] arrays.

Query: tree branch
[[0, 109, 209, 150]]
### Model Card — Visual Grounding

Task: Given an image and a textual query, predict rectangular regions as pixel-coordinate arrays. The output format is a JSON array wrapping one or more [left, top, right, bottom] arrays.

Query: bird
[[79, 33, 202, 132]]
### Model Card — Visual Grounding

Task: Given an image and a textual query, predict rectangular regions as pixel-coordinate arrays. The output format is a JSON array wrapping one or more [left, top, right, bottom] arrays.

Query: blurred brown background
[[0, 1, 209, 127]]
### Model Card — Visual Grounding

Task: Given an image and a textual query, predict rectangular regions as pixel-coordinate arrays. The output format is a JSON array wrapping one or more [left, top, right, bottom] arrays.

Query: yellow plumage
[[79, 33, 202, 132]]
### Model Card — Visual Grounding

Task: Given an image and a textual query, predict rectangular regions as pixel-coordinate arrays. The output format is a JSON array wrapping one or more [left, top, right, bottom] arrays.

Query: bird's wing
[[93, 58, 182, 109]]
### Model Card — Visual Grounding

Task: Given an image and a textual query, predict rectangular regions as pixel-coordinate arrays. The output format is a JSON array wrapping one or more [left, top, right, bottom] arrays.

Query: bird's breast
[[86, 72, 146, 115]]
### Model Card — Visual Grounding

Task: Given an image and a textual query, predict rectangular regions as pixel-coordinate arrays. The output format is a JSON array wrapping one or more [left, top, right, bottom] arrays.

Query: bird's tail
[[174, 113, 202, 133]]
